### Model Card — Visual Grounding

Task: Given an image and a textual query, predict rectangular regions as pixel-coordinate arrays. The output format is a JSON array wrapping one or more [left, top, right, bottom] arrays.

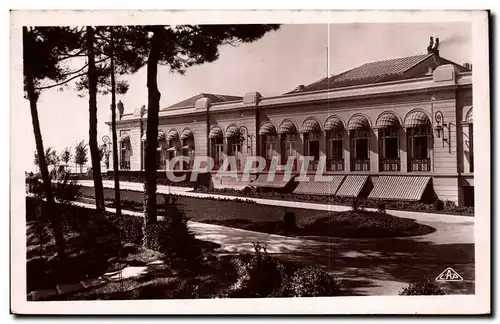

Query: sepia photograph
[[10, 10, 490, 315]]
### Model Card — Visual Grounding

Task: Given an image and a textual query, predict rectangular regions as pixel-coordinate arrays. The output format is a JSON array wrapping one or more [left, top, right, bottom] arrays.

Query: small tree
[[74, 141, 88, 174], [60, 147, 72, 171]]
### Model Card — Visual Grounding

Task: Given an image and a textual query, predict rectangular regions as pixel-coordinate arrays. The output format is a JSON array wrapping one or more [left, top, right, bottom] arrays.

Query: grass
[[77, 186, 435, 239], [26, 196, 345, 300]]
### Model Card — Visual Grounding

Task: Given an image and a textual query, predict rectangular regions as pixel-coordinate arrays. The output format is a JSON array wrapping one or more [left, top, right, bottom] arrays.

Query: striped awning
[[293, 175, 345, 196], [278, 120, 297, 134], [259, 121, 277, 135], [141, 131, 166, 142], [180, 128, 193, 140], [376, 112, 400, 128], [252, 172, 296, 188], [166, 129, 179, 141], [324, 116, 344, 132], [404, 111, 430, 128], [466, 108, 473, 124], [300, 119, 321, 133], [119, 133, 130, 143], [225, 125, 240, 138], [209, 126, 223, 139], [336, 175, 369, 197], [347, 115, 370, 130], [368, 176, 431, 201]]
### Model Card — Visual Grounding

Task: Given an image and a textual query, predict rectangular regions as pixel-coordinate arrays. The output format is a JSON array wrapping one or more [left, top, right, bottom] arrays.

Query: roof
[[166, 93, 243, 109], [287, 53, 470, 94]]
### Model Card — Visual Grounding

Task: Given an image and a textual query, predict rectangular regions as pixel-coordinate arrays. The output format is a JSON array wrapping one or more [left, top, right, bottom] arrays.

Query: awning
[[466, 107, 473, 124], [180, 128, 193, 140], [324, 116, 344, 132], [347, 115, 370, 130], [278, 120, 297, 134], [404, 111, 430, 128], [376, 112, 400, 128], [225, 125, 240, 138], [293, 175, 345, 196], [212, 174, 252, 190], [300, 119, 321, 133], [119, 133, 130, 143], [336, 175, 369, 197], [259, 121, 277, 135], [209, 126, 223, 139], [166, 129, 179, 141], [368, 176, 430, 201], [251, 172, 296, 188], [141, 131, 166, 142]]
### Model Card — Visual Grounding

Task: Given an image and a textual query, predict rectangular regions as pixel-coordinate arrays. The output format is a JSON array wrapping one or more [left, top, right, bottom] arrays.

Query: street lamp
[[434, 110, 448, 142]]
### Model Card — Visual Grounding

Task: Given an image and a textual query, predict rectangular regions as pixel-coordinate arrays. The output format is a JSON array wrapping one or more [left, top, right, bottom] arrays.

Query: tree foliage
[[74, 140, 88, 172], [139, 24, 280, 239]]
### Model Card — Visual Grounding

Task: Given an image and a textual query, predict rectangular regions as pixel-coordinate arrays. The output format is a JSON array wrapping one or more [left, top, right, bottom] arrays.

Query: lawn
[[78, 186, 435, 239], [25, 196, 343, 300]]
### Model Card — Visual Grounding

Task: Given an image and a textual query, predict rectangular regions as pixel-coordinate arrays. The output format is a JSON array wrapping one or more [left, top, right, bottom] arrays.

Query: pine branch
[[35, 72, 87, 90]]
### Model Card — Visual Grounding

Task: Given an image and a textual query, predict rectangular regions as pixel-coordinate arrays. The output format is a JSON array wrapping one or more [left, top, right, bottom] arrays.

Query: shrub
[[289, 266, 341, 297], [283, 212, 297, 234], [233, 242, 288, 297], [144, 196, 202, 270], [53, 176, 81, 205], [433, 199, 444, 211], [351, 198, 360, 212], [377, 201, 387, 214], [399, 280, 445, 296]]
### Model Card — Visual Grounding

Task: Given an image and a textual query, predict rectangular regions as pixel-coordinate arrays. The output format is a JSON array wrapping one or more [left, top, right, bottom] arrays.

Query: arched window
[[278, 120, 298, 171], [376, 112, 401, 171], [324, 116, 344, 171], [119, 131, 131, 170], [405, 111, 432, 171], [180, 128, 195, 170], [301, 119, 321, 171], [209, 126, 224, 170], [259, 121, 278, 170], [348, 115, 370, 171]]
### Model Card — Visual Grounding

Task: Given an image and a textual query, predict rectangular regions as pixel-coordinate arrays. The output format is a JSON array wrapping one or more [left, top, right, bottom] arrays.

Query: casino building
[[107, 39, 474, 207]]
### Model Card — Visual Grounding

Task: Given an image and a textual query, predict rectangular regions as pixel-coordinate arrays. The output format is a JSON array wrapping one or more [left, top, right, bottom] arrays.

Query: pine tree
[[23, 26, 82, 258], [138, 25, 280, 248]]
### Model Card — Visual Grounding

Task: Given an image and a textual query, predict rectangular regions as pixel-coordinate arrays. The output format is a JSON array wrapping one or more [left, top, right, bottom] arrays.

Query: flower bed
[[194, 186, 474, 216]]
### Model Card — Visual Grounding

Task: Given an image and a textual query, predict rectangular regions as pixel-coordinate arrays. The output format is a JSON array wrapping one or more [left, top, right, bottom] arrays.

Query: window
[[306, 140, 320, 160], [379, 128, 400, 171], [350, 130, 370, 171], [120, 139, 130, 170], [211, 138, 224, 167], [328, 139, 343, 159], [407, 125, 431, 171]]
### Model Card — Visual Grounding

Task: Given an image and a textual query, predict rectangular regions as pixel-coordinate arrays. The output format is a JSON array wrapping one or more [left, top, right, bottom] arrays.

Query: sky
[[18, 22, 471, 172]]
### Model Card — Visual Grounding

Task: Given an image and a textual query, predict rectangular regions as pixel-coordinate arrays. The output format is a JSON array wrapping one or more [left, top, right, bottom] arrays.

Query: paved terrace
[[74, 180, 474, 296]]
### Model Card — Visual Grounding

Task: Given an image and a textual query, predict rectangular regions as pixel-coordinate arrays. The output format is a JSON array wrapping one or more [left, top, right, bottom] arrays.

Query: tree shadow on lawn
[[190, 223, 475, 296]]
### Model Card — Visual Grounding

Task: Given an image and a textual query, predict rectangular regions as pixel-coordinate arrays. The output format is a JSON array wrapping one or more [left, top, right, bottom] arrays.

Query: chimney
[[427, 37, 434, 54], [425, 66, 434, 75], [432, 37, 440, 56], [463, 62, 472, 71], [117, 100, 124, 120], [296, 84, 305, 92]]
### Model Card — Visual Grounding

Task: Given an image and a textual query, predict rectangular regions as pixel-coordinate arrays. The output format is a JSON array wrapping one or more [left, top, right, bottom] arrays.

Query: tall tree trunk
[[143, 28, 162, 248], [86, 26, 105, 212], [109, 28, 121, 218], [23, 26, 66, 257]]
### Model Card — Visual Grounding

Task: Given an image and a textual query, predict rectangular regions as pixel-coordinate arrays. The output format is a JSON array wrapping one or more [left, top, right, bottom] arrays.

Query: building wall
[[107, 66, 473, 206]]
